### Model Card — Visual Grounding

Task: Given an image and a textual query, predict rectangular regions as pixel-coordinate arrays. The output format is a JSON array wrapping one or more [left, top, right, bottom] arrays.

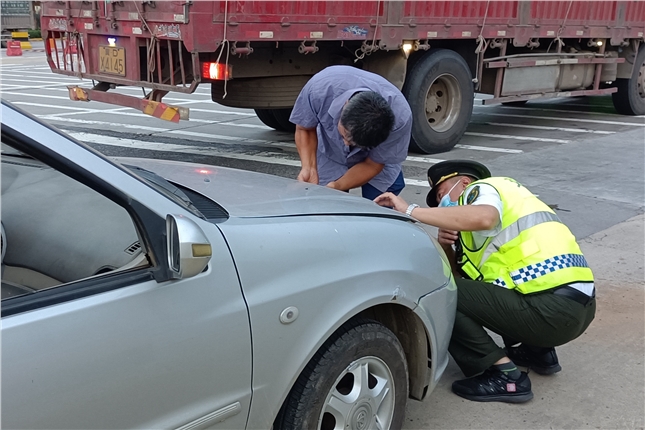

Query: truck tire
[[403, 49, 474, 154], [612, 44, 645, 115], [255, 109, 283, 130], [254, 108, 296, 132], [272, 108, 296, 133], [275, 318, 408, 430]]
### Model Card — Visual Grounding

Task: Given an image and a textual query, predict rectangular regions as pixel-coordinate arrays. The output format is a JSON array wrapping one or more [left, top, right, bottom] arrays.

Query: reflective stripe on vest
[[492, 253, 589, 287], [457, 177, 594, 294], [510, 253, 589, 284], [479, 211, 562, 266]]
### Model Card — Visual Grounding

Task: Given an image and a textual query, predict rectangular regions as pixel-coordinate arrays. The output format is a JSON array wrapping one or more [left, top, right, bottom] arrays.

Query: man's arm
[[412, 205, 499, 231], [327, 158, 385, 191], [373, 192, 499, 231], [295, 125, 319, 184]]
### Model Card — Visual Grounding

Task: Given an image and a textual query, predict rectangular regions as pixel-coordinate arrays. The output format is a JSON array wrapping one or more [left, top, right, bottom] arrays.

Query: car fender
[[217, 214, 451, 428]]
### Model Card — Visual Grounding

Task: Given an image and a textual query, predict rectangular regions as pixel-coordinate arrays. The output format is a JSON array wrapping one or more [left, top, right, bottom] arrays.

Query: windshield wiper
[[123, 164, 203, 216]]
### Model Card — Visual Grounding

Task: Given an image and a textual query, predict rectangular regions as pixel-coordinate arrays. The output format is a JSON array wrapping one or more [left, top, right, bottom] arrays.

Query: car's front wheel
[[276, 319, 408, 430]]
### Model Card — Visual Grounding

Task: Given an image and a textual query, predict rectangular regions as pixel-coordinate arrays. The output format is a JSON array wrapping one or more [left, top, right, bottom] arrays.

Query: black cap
[[426, 160, 491, 207]]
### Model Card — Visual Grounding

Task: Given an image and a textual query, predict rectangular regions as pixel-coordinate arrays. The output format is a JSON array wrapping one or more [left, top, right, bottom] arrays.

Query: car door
[[1, 102, 252, 429]]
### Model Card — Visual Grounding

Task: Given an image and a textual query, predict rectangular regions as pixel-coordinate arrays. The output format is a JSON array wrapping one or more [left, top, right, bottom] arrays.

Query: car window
[[1, 140, 150, 301]]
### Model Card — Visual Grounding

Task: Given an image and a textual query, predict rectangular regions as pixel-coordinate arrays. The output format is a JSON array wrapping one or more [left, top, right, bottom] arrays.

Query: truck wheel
[[272, 108, 296, 133], [254, 108, 296, 132], [255, 109, 283, 130], [612, 44, 645, 115], [275, 319, 408, 430], [403, 49, 474, 154]]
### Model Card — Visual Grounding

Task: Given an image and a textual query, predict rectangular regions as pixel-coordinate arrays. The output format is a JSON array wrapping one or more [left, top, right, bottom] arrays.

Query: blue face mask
[[438, 181, 462, 208]]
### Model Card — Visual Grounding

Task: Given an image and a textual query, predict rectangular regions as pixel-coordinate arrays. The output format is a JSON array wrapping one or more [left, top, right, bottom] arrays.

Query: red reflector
[[202, 62, 232, 80]]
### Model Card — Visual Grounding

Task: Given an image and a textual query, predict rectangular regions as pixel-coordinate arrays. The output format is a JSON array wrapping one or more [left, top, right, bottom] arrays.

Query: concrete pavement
[[404, 213, 644, 429]]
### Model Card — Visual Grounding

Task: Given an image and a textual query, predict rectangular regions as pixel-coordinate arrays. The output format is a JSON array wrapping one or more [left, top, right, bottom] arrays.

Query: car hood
[[114, 157, 406, 218]]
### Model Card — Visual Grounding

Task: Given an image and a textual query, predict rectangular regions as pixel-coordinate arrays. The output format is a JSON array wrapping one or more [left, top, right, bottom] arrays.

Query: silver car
[[1, 100, 456, 430]]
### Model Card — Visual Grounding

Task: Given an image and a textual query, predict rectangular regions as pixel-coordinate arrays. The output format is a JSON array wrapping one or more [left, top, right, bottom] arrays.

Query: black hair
[[339, 91, 395, 149]]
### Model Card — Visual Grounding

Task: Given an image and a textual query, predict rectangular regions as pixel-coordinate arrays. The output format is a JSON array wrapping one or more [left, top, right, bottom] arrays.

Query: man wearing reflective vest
[[374, 160, 595, 403]]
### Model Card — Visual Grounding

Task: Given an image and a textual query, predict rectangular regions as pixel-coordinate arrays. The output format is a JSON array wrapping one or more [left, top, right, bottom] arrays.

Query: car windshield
[[1, 141, 205, 219], [1, 143, 30, 157]]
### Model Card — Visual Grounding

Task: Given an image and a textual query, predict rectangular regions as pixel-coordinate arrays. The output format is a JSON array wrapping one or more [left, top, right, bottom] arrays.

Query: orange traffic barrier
[[6, 41, 22, 56], [64, 40, 78, 55]]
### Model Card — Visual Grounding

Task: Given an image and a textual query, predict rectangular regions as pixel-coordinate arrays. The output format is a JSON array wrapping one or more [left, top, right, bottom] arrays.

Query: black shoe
[[506, 344, 562, 375], [452, 368, 533, 403]]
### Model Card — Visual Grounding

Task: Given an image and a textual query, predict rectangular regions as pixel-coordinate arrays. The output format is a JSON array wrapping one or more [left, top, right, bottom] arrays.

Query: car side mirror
[[166, 215, 212, 279]]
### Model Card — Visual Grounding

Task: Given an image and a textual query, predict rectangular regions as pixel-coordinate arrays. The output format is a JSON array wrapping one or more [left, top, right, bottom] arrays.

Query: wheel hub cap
[[350, 403, 373, 430], [424, 73, 462, 133], [319, 356, 395, 430]]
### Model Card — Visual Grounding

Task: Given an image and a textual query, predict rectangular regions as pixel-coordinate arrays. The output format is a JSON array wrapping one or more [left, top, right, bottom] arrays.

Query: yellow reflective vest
[[456, 177, 594, 294]]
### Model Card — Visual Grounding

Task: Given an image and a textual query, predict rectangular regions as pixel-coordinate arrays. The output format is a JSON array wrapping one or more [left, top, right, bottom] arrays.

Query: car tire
[[403, 49, 474, 154], [275, 318, 408, 430], [612, 44, 645, 115]]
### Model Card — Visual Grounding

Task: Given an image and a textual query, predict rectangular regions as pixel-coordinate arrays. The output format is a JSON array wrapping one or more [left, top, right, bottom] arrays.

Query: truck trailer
[[1, 1, 35, 48], [41, 1, 645, 153]]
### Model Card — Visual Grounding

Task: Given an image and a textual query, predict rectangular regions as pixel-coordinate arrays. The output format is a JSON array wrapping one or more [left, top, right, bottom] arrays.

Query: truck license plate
[[99, 46, 125, 76]]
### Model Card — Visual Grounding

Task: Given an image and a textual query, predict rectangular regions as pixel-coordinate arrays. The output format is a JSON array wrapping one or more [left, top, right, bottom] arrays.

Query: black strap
[[552, 286, 595, 307]]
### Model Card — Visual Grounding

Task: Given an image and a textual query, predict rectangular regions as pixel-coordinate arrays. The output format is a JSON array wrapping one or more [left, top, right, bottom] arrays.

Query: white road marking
[[485, 104, 645, 119], [464, 132, 571, 144], [41, 116, 168, 132], [405, 156, 446, 164], [66, 131, 302, 167], [13, 100, 268, 129], [0, 82, 80, 91], [404, 179, 431, 187], [455, 144, 523, 153], [187, 108, 255, 116], [1, 70, 80, 79], [45, 116, 289, 146], [473, 122, 615, 134], [2, 92, 72, 100], [13, 101, 101, 112], [66, 131, 435, 186], [472, 111, 645, 127]]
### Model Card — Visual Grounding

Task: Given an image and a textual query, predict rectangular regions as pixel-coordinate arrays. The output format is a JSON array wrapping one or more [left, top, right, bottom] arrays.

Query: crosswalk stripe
[[486, 104, 643, 118], [65, 131, 436, 187], [454, 144, 523, 153], [472, 111, 645, 127], [472, 122, 615, 135], [66, 131, 302, 167], [464, 132, 571, 144]]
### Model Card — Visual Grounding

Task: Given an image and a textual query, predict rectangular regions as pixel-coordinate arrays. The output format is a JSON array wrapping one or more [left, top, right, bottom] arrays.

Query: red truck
[[42, 1, 645, 153]]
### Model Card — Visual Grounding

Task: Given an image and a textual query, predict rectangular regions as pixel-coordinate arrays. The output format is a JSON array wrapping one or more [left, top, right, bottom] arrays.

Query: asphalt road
[[2, 45, 644, 429], [2, 46, 643, 241]]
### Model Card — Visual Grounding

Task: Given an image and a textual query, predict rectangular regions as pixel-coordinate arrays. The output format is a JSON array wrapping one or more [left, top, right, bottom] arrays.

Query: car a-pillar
[[612, 42, 645, 116], [402, 49, 474, 154]]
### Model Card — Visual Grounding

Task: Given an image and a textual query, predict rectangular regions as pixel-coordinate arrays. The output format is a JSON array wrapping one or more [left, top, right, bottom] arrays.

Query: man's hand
[[438, 229, 459, 246], [295, 125, 318, 184], [374, 192, 408, 213], [297, 167, 319, 184]]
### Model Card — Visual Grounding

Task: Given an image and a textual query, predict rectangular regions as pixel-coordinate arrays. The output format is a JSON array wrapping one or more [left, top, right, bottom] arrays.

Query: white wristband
[[406, 203, 419, 216]]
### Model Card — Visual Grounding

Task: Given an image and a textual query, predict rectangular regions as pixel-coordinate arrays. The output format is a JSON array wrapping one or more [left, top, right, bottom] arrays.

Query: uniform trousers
[[449, 278, 596, 377]]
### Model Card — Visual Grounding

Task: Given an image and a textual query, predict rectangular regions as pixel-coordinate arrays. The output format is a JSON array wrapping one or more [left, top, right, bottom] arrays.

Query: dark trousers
[[450, 278, 596, 377], [361, 171, 405, 200]]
